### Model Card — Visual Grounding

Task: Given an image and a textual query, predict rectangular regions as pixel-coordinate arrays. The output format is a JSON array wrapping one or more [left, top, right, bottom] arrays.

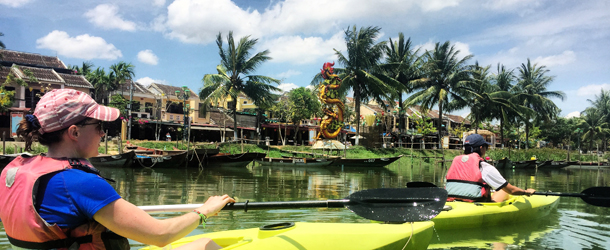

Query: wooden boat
[[328, 155, 402, 167], [576, 161, 609, 166], [204, 152, 266, 168], [493, 157, 512, 169], [187, 148, 220, 167], [254, 157, 333, 167], [535, 160, 553, 168], [513, 159, 536, 169], [132, 150, 188, 168], [88, 151, 136, 168]]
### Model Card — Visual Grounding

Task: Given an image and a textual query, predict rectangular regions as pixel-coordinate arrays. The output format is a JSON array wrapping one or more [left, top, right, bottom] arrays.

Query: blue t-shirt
[[35, 169, 121, 229]]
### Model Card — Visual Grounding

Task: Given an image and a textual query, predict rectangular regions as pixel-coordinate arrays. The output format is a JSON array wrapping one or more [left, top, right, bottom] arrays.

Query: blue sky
[[1, 0, 609, 118]]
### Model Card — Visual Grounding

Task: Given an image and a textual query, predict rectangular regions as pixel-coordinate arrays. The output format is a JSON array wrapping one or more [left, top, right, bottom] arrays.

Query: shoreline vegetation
[[3, 140, 606, 163]]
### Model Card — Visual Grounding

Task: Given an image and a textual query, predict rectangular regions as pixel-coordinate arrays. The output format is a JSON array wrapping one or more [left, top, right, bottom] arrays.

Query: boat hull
[[205, 152, 266, 168], [133, 151, 188, 168], [431, 195, 559, 230], [329, 155, 402, 167], [89, 151, 136, 168], [254, 157, 333, 167], [141, 221, 434, 250]]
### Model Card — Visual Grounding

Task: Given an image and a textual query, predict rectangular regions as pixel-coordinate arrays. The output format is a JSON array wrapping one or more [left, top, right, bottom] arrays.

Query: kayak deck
[[432, 195, 559, 230], [142, 221, 434, 250]]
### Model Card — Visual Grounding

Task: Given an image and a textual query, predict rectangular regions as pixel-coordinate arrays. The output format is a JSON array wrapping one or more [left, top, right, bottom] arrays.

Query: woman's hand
[[524, 189, 536, 196], [194, 195, 235, 218]]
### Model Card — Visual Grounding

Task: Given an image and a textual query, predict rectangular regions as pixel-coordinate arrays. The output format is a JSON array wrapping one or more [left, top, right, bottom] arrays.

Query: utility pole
[[127, 81, 134, 140]]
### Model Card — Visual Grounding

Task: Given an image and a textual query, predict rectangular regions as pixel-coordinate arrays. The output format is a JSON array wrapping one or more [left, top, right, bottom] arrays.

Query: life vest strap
[[446, 179, 488, 187], [8, 234, 92, 249]]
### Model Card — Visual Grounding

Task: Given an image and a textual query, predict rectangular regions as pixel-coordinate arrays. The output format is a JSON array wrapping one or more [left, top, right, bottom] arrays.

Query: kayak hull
[[142, 221, 434, 250], [432, 195, 559, 230]]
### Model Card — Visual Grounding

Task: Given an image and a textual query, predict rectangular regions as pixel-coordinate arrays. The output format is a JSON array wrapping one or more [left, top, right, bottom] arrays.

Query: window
[[243, 101, 247, 104], [198, 103, 206, 118], [145, 102, 153, 113], [170, 115, 173, 120], [141, 114, 148, 118]]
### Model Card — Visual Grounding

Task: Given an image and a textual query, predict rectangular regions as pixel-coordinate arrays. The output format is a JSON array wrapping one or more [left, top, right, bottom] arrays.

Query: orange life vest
[[0, 155, 129, 250]]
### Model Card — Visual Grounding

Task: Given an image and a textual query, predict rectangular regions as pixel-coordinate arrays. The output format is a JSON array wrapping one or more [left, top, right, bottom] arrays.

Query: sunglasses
[[77, 120, 104, 133]]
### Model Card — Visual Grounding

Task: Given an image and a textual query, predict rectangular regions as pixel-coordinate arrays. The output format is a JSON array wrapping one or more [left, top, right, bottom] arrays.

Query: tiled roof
[[117, 80, 153, 95], [56, 73, 93, 88], [207, 107, 235, 126], [0, 50, 66, 69], [0, 66, 11, 82], [13, 65, 63, 83], [149, 83, 199, 99]]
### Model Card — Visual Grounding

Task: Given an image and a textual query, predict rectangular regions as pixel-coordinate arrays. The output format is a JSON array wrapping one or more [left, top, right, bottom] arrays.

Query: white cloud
[[577, 83, 610, 97], [565, 111, 580, 118], [0, 0, 31, 7], [84, 4, 137, 31], [153, 0, 166, 7], [36, 31, 122, 60], [275, 70, 302, 79], [136, 77, 166, 86], [533, 50, 576, 67], [419, 0, 460, 12], [262, 32, 345, 65], [137, 50, 159, 65], [276, 83, 299, 93]]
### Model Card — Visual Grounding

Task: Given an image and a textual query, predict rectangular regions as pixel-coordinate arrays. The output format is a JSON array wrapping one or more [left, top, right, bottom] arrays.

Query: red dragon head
[[321, 62, 335, 79]]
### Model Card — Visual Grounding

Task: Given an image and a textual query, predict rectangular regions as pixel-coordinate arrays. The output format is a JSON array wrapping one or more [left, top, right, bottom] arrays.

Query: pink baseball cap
[[34, 89, 120, 134]]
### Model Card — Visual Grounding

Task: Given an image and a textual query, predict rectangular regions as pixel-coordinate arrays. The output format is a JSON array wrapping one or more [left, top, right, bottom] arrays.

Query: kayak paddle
[[139, 187, 448, 222], [405, 182, 610, 208], [534, 187, 610, 208]]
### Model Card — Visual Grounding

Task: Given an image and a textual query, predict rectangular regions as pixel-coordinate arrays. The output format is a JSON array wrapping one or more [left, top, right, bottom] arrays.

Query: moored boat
[[329, 155, 402, 167], [493, 157, 512, 169], [205, 152, 266, 168], [513, 159, 536, 168], [88, 151, 136, 168], [141, 221, 434, 250], [187, 148, 220, 167], [254, 157, 333, 167], [132, 150, 188, 168], [431, 195, 559, 230], [538, 160, 569, 169]]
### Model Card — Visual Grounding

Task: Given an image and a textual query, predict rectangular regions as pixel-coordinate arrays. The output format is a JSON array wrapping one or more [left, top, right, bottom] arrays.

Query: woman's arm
[[93, 195, 234, 247], [501, 183, 535, 196]]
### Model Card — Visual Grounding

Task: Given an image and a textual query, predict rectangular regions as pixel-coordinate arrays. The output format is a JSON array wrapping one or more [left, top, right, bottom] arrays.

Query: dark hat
[[464, 134, 492, 147]]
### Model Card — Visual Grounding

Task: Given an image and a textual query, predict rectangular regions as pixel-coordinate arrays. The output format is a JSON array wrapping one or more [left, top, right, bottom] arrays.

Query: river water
[[1, 157, 609, 249]]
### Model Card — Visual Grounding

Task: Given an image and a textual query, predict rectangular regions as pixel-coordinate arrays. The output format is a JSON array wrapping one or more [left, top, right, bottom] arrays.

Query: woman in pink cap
[[0, 89, 233, 250]]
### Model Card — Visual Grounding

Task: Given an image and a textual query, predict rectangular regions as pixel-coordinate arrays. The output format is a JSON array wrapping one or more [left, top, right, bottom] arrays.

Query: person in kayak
[[445, 134, 535, 202], [0, 89, 234, 250]]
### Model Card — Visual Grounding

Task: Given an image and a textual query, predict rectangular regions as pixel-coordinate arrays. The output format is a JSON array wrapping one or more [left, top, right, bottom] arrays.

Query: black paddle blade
[[406, 182, 438, 188], [345, 187, 448, 222], [581, 187, 610, 207]]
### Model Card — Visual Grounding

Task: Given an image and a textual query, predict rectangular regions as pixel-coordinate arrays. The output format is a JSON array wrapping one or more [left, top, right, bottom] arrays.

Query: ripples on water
[[1, 158, 609, 249]]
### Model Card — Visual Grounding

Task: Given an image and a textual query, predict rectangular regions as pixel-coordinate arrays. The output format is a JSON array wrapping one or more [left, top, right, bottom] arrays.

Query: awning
[[190, 126, 234, 132]]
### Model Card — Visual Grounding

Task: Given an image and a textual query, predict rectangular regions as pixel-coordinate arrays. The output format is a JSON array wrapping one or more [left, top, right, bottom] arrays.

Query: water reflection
[[1, 159, 609, 250]]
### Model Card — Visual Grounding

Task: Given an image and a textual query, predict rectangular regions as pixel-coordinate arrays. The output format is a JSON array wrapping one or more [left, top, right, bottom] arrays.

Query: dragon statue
[[315, 62, 344, 139]]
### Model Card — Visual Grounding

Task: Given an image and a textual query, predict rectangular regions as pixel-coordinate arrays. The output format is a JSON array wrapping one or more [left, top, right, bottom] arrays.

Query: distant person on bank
[[0, 89, 234, 250], [445, 134, 535, 202]]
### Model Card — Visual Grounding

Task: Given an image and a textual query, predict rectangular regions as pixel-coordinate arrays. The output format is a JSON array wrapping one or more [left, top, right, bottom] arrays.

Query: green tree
[[405, 41, 473, 148], [320, 25, 399, 145], [70, 61, 94, 76], [383, 33, 423, 134], [587, 89, 610, 151], [515, 59, 565, 149], [87, 67, 113, 104], [490, 63, 524, 147], [110, 61, 135, 97], [1, 66, 37, 112], [201, 32, 280, 140], [0, 32, 5, 50], [579, 107, 607, 151], [288, 87, 321, 145], [269, 94, 291, 145]]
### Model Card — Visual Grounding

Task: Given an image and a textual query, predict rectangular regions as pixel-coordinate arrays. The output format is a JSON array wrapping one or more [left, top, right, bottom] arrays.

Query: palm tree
[[383, 33, 423, 135], [88, 67, 113, 104], [0, 32, 5, 49], [315, 25, 398, 145], [491, 63, 525, 147], [587, 89, 610, 151], [70, 61, 94, 76], [405, 41, 473, 148], [110, 61, 135, 96], [579, 107, 607, 151], [515, 59, 565, 149], [201, 32, 280, 140]]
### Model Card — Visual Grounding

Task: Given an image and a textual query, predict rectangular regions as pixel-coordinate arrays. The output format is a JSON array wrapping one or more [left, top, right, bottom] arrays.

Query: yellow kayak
[[432, 195, 559, 230], [142, 221, 435, 250]]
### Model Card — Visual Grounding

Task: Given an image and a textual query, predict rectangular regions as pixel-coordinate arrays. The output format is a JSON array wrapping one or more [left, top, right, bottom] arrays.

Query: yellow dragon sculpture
[[315, 62, 344, 139]]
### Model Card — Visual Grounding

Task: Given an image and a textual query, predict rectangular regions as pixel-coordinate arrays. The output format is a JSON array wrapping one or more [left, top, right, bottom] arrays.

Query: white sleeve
[[480, 161, 508, 191]]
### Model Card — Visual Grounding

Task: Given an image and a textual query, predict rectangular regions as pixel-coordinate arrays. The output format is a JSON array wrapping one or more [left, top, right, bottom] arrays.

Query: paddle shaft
[[533, 191, 586, 198], [140, 200, 349, 213]]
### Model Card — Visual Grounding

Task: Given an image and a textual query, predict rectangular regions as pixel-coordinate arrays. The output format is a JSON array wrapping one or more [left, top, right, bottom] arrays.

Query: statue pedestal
[[312, 139, 346, 150]]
